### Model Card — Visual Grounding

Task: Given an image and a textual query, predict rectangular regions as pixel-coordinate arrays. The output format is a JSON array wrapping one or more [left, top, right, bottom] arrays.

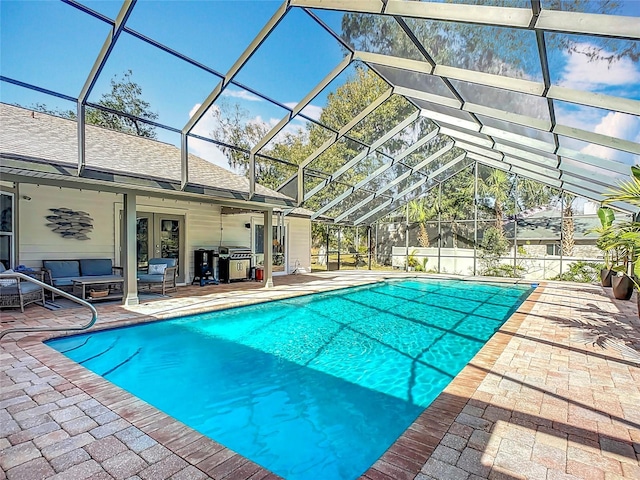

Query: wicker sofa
[[0, 264, 46, 312], [43, 259, 123, 300]]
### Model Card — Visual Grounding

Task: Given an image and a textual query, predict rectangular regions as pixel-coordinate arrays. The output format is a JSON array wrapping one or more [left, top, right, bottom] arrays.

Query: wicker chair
[[0, 264, 46, 313]]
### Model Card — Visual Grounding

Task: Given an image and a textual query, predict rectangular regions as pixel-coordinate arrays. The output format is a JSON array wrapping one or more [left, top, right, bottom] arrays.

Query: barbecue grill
[[219, 246, 252, 282]]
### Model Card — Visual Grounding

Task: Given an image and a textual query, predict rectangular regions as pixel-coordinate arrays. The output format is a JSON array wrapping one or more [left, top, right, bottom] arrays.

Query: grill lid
[[219, 246, 252, 258]]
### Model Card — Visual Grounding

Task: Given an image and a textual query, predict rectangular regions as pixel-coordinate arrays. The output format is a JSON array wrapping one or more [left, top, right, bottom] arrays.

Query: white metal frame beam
[[311, 128, 440, 219], [353, 152, 466, 225], [294, 87, 393, 204], [303, 110, 420, 201], [294, 0, 639, 40], [181, 1, 290, 190], [249, 54, 352, 200], [338, 143, 453, 223], [77, 0, 136, 176], [358, 51, 640, 119]]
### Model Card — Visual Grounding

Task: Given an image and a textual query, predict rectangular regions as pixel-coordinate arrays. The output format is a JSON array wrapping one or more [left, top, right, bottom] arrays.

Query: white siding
[[18, 184, 119, 268], [287, 216, 312, 273]]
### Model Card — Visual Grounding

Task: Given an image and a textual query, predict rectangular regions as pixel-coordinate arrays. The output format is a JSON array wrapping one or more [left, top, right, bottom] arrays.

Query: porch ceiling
[[1, 0, 638, 223]]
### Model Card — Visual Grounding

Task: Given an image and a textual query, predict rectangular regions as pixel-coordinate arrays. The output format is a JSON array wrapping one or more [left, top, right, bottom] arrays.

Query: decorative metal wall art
[[45, 208, 93, 240]]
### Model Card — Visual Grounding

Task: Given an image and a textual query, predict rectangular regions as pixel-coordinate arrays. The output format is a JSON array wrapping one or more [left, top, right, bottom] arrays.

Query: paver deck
[[1, 272, 639, 480]]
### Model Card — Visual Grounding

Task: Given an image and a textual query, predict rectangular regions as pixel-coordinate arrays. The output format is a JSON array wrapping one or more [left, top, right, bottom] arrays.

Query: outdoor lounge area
[[1, 0, 640, 479]]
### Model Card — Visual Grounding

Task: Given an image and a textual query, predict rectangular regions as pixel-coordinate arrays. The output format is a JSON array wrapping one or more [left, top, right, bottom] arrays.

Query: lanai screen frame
[[2, 0, 638, 220]]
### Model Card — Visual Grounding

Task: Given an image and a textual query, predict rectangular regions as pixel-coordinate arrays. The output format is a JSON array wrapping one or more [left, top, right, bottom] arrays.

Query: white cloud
[[284, 102, 324, 121], [558, 42, 640, 91], [580, 111, 640, 165], [221, 89, 262, 102]]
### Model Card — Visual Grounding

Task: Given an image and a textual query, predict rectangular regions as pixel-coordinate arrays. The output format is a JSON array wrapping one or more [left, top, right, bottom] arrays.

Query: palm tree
[[604, 166, 640, 211], [408, 198, 436, 247], [562, 192, 576, 256], [479, 168, 512, 232], [603, 166, 640, 280]]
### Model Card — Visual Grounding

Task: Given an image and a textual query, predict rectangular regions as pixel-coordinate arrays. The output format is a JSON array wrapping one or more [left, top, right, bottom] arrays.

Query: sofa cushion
[[0, 284, 20, 294], [80, 259, 113, 276], [148, 263, 167, 275], [0, 269, 17, 286], [51, 277, 77, 287], [137, 274, 163, 284], [43, 260, 80, 279], [20, 283, 42, 294], [149, 258, 177, 268], [0, 282, 41, 295]]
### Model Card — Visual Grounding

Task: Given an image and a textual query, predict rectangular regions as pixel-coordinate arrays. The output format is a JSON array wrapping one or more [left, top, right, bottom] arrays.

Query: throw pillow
[[0, 269, 17, 286], [148, 264, 167, 275]]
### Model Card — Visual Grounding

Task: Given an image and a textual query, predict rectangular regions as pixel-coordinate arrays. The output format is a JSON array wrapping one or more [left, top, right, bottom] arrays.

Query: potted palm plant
[[603, 167, 640, 306], [594, 207, 615, 286]]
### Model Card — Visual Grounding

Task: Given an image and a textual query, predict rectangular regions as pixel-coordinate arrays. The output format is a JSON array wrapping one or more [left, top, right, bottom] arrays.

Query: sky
[[1, 0, 639, 174]]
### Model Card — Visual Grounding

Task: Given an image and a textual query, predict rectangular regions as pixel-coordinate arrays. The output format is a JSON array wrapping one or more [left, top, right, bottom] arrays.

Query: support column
[[326, 224, 330, 271], [559, 190, 565, 277], [375, 222, 378, 266], [405, 203, 409, 272], [337, 227, 342, 269], [473, 162, 478, 276], [367, 226, 372, 270], [263, 209, 274, 288], [438, 183, 442, 273], [513, 175, 519, 277], [122, 192, 139, 306]]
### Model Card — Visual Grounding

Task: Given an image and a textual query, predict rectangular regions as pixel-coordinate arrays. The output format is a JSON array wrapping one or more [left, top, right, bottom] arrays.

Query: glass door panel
[[0, 193, 14, 269], [136, 214, 151, 271], [273, 225, 286, 273], [153, 214, 184, 283], [254, 224, 287, 274], [159, 219, 180, 259]]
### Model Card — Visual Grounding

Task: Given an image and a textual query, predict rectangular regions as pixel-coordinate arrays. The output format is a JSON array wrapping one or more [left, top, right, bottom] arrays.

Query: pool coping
[[12, 276, 543, 480]]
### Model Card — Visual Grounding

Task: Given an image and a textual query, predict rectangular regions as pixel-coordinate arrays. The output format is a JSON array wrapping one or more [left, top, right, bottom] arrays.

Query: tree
[[439, 166, 475, 248], [211, 66, 431, 246], [408, 198, 435, 247], [478, 167, 513, 232], [86, 70, 158, 138], [561, 192, 576, 256], [341, 0, 638, 77], [29, 70, 158, 138]]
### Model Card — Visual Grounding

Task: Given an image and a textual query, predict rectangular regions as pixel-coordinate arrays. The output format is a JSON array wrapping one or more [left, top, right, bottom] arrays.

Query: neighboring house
[[0, 103, 311, 300], [504, 209, 601, 258]]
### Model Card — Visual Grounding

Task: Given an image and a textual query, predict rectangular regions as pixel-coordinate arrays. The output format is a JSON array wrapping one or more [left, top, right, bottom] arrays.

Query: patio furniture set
[[0, 258, 177, 312]]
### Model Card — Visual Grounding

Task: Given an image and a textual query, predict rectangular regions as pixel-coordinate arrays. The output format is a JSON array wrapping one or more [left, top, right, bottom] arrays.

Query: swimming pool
[[47, 278, 533, 479]]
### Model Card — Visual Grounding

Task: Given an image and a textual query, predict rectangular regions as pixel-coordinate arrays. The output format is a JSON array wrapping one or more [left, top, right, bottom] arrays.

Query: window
[[546, 243, 561, 256], [0, 193, 14, 269]]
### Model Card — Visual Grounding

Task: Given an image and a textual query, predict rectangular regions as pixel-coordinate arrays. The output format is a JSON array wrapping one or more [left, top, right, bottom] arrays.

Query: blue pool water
[[47, 278, 532, 480]]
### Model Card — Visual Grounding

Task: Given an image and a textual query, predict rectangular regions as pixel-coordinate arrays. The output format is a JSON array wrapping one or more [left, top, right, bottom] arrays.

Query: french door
[[136, 212, 185, 283], [254, 223, 287, 274]]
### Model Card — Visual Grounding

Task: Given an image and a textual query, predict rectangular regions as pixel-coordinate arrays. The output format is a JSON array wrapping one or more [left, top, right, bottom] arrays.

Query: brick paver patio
[[1, 273, 639, 479]]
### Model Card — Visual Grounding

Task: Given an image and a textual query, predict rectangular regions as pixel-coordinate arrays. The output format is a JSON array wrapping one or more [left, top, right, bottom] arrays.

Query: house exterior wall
[[18, 184, 119, 266], [12, 184, 311, 282]]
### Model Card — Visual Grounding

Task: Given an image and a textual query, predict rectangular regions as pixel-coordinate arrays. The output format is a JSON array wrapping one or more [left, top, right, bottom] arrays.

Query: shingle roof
[[0, 103, 294, 205]]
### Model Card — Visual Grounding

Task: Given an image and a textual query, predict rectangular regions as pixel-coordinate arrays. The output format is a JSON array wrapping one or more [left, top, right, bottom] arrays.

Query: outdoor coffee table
[[71, 276, 124, 301]]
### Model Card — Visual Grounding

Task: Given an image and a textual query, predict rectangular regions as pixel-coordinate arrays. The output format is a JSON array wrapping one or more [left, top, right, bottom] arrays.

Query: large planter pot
[[612, 274, 634, 300], [600, 268, 614, 287]]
